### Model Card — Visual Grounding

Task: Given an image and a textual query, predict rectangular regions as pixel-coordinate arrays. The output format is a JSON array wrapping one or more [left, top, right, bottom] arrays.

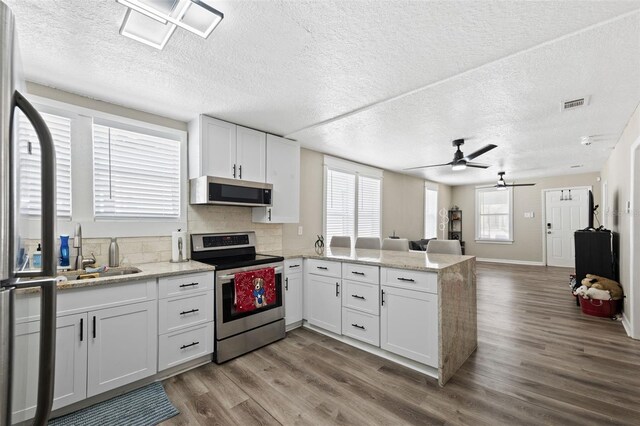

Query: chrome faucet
[[73, 223, 96, 270]]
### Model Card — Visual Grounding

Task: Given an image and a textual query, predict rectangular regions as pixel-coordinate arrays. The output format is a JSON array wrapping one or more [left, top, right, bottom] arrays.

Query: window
[[18, 94, 187, 239], [476, 187, 513, 242], [324, 156, 382, 245], [17, 111, 72, 218], [424, 186, 438, 239], [93, 124, 181, 218]]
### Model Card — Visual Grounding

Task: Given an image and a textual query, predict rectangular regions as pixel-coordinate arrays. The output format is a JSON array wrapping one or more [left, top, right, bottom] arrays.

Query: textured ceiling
[[5, 0, 640, 185]]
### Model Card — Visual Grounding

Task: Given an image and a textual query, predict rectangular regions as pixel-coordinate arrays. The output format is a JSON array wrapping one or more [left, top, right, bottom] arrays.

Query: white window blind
[[476, 187, 512, 241], [424, 187, 438, 239], [17, 111, 72, 217], [357, 175, 381, 238], [325, 169, 356, 244], [93, 124, 180, 218]]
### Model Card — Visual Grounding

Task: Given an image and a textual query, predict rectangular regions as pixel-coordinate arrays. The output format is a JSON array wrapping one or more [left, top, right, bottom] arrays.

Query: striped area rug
[[49, 382, 179, 426]]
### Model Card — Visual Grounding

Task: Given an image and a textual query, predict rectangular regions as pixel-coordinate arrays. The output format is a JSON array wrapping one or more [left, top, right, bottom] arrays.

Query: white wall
[[282, 148, 451, 250], [451, 172, 601, 263], [600, 103, 640, 334]]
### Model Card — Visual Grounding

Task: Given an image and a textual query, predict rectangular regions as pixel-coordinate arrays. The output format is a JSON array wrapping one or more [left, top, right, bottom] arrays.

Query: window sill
[[475, 240, 514, 245]]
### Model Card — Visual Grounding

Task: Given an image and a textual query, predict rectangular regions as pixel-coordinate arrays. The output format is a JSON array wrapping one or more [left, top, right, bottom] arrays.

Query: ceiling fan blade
[[463, 144, 497, 161], [403, 162, 452, 170], [465, 162, 490, 169], [506, 183, 536, 187]]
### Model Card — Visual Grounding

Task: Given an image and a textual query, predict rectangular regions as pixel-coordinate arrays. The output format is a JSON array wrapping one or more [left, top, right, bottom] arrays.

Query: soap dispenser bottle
[[32, 243, 42, 268]]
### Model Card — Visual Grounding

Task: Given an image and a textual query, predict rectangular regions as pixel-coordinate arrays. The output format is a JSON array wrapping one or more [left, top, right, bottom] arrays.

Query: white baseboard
[[622, 313, 634, 338], [476, 257, 546, 266]]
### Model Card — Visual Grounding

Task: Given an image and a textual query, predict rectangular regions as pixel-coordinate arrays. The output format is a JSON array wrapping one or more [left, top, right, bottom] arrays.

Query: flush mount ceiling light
[[117, 0, 224, 49]]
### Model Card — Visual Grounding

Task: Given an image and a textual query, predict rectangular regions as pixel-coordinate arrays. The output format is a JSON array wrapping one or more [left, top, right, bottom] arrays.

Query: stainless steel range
[[190, 232, 285, 363]]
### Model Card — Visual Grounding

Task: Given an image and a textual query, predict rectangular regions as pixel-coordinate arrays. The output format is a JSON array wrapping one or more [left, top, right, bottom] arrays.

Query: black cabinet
[[574, 230, 618, 284]]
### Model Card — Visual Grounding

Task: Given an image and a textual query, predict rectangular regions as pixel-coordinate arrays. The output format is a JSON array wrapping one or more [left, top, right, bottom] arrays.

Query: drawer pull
[[351, 294, 365, 300], [396, 277, 415, 282], [180, 341, 200, 350], [80, 318, 83, 342], [289, 264, 300, 268], [179, 308, 200, 316], [316, 266, 328, 270], [336, 282, 340, 297], [381, 289, 385, 306], [351, 271, 365, 276], [179, 282, 199, 288], [351, 323, 365, 330]]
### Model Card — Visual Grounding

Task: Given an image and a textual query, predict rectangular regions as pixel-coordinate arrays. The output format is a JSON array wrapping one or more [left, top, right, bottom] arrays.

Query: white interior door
[[545, 189, 589, 267]]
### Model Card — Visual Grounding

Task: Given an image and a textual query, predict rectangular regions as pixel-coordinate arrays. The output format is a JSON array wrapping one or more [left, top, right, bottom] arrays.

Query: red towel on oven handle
[[233, 267, 276, 314]]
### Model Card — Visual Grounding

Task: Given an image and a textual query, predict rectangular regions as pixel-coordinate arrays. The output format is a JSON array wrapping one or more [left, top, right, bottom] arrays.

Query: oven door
[[215, 263, 284, 340]]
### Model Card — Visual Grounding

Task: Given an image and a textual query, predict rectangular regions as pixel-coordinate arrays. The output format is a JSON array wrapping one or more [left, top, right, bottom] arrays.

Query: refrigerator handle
[[14, 90, 57, 278], [13, 91, 57, 426]]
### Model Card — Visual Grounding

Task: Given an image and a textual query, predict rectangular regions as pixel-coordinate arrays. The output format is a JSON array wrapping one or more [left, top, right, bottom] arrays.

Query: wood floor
[[161, 263, 640, 425]]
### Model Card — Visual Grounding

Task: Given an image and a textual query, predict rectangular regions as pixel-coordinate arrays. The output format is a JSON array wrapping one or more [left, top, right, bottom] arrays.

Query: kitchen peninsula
[[274, 247, 477, 386]]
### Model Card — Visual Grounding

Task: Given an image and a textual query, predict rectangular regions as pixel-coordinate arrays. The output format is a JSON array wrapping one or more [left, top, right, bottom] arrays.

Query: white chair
[[355, 237, 381, 249], [381, 238, 409, 252], [329, 236, 351, 248], [426, 239, 462, 255]]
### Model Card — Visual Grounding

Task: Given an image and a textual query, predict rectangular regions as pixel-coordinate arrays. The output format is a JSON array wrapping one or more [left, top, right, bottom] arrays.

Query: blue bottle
[[60, 235, 70, 267]]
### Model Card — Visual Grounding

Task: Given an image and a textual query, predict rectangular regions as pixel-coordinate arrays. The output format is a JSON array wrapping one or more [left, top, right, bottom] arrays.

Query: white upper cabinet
[[236, 126, 266, 182], [253, 134, 300, 223], [188, 115, 266, 182]]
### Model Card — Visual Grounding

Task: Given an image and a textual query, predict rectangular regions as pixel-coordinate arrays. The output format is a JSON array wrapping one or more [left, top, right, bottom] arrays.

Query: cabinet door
[[236, 125, 266, 182], [285, 272, 303, 326], [87, 301, 157, 397], [380, 286, 438, 367], [12, 313, 87, 423], [253, 135, 300, 223], [305, 274, 341, 334], [201, 116, 237, 178]]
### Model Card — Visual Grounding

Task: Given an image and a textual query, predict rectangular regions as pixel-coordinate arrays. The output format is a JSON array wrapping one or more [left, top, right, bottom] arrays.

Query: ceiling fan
[[404, 139, 497, 171], [493, 171, 536, 190]]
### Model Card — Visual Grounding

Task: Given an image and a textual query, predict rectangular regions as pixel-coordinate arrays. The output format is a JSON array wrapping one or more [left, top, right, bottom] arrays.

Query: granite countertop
[[17, 260, 215, 293], [262, 247, 475, 272]]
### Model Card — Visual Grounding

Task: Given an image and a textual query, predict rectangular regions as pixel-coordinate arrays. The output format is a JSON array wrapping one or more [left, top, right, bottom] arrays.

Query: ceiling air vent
[[562, 96, 590, 111]]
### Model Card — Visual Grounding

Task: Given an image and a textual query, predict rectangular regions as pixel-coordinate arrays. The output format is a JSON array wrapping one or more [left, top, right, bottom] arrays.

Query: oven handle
[[217, 266, 283, 281]]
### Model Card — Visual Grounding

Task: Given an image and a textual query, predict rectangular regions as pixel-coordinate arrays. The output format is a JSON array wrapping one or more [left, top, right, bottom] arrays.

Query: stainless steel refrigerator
[[1, 1, 58, 425]]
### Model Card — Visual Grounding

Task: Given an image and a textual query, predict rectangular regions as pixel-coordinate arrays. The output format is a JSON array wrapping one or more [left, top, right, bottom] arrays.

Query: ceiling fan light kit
[[404, 138, 497, 171]]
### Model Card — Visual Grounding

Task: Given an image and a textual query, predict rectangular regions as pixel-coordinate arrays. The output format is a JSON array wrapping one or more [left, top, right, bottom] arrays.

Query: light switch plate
[[298, 226, 303, 235]]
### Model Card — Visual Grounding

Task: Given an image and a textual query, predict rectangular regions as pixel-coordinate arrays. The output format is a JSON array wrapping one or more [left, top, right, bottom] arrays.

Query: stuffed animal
[[581, 274, 623, 300], [573, 285, 589, 298], [253, 278, 268, 308], [586, 287, 612, 301]]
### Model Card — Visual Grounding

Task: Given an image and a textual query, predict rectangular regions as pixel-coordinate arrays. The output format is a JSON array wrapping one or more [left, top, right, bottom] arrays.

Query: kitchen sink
[[59, 266, 142, 280]]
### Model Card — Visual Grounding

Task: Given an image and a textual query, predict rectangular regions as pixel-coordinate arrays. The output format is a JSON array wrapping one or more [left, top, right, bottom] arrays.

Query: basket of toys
[[572, 274, 623, 318]]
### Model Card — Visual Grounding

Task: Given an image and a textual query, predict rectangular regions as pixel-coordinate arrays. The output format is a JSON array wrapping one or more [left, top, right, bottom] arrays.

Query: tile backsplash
[[24, 205, 282, 268]]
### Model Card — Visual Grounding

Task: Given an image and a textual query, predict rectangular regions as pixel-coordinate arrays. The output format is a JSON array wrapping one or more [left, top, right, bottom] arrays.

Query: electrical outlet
[[298, 226, 303, 236]]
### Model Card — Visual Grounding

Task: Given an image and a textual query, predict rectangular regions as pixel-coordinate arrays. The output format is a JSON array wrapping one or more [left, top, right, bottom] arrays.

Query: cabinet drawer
[[342, 263, 379, 284], [158, 322, 214, 371], [305, 259, 341, 278], [284, 258, 303, 274], [158, 291, 214, 334], [158, 272, 214, 299], [342, 280, 379, 315], [381, 268, 437, 294], [341, 308, 380, 347]]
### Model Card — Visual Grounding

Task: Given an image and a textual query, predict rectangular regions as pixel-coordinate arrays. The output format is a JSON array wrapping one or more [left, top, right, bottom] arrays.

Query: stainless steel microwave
[[190, 176, 273, 207]]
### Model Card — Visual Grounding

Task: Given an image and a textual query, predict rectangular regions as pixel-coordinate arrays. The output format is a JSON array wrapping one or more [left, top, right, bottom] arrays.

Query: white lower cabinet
[[341, 308, 380, 346], [158, 322, 214, 371], [380, 285, 438, 367], [157, 272, 215, 372], [305, 273, 342, 335], [12, 313, 87, 423], [284, 258, 303, 327], [87, 301, 157, 397]]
